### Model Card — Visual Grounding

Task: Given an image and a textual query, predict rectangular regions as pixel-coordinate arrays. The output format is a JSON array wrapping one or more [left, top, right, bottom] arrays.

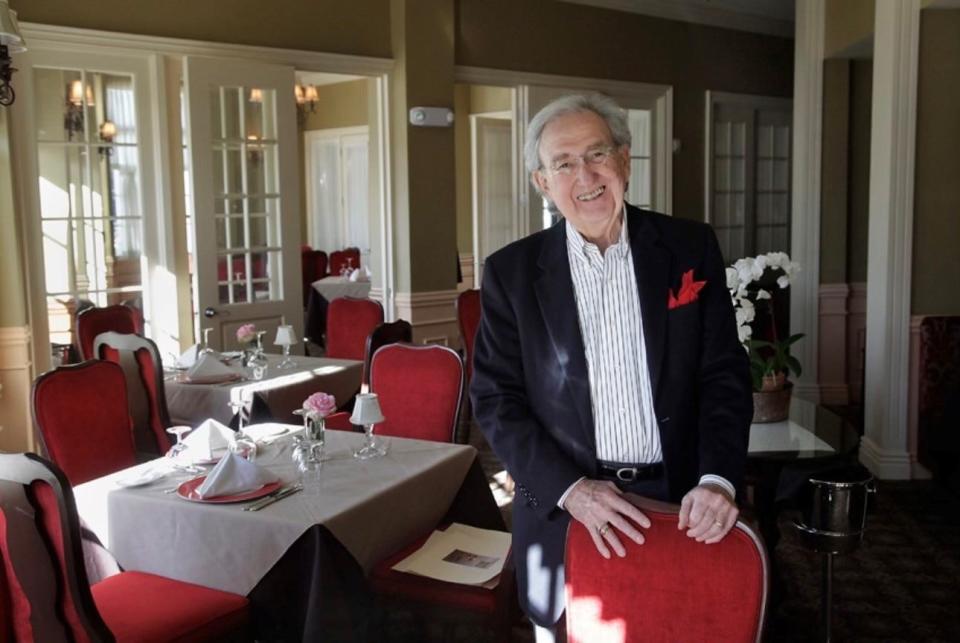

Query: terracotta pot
[[752, 381, 792, 423]]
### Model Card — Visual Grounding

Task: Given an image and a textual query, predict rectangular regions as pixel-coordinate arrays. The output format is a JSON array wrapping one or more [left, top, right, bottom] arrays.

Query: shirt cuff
[[557, 476, 587, 509], [699, 474, 735, 500]]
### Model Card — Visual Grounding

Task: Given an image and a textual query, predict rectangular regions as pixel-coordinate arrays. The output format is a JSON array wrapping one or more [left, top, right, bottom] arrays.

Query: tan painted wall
[[848, 60, 872, 283], [0, 110, 28, 328], [10, 0, 392, 59], [825, 0, 875, 59], [456, 0, 794, 222], [820, 59, 850, 284], [912, 11, 960, 315]]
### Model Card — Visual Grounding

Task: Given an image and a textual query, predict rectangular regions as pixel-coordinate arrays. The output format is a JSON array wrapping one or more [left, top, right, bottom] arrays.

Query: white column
[[790, 0, 824, 400], [860, 0, 921, 480]]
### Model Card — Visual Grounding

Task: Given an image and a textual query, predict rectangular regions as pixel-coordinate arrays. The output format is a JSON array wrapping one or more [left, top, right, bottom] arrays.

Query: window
[[706, 92, 792, 263]]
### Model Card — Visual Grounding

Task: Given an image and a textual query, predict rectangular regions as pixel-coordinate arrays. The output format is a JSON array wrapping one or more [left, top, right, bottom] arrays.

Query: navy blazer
[[470, 205, 752, 626]]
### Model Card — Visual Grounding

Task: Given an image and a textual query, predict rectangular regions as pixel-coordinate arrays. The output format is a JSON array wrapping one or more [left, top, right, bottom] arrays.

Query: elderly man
[[470, 93, 752, 639]]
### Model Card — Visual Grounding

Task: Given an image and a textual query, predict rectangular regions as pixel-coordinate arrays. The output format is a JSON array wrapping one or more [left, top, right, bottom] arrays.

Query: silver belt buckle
[[616, 467, 637, 482]]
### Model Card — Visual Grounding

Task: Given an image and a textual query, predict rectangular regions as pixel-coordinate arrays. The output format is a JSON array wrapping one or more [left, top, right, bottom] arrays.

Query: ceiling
[[560, 0, 796, 38]]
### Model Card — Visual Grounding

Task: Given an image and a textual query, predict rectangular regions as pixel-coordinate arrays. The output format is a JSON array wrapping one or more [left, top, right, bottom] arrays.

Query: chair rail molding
[[789, 0, 824, 401], [0, 326, 35, 453], [393, 289, 460, 349], [860, 0, 921, 480]]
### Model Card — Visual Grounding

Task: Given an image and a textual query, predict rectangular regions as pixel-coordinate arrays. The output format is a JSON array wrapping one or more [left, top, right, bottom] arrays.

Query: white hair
[[524, 93, 632, 175]]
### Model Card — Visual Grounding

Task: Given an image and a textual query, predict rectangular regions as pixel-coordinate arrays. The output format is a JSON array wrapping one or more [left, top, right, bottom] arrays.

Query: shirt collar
[[565, 209, 630, 262]]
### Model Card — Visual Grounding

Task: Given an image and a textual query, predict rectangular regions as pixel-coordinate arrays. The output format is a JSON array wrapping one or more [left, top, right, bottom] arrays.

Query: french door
[[182, 56, 302, 350]]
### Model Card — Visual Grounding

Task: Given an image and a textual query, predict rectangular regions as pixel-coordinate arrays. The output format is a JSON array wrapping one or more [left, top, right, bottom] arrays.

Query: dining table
[[73, 428, 504, 641], [164, 354, 363, 427]]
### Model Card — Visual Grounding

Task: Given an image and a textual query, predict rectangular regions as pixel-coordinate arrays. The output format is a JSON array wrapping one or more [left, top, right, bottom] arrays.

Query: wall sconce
[[98, 119, 116, 156], [294, 83, 318, 125], [0, 1, 26, 106], [246, 134, 262, 166], [65, 79, 85, 140], [249, 87, 263, 103]]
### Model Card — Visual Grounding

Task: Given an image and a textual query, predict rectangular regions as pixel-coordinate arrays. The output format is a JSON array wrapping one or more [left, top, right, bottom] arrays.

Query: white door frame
[[12, 22, 394, 366]]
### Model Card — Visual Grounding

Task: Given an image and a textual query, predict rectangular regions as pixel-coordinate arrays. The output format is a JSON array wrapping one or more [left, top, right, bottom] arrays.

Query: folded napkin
[[348, 267, 371, 283], [196, 452, 279, 499], [176, 344, 199, 369], [180, 418, 235, 461], [186, 353, 242, 384]]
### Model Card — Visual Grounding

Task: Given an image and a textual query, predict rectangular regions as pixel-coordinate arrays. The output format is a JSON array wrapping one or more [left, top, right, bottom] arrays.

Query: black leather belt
[[597, 460, 664, 483]]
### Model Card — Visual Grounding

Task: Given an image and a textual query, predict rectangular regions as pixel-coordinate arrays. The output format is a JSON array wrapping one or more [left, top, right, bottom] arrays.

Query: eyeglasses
[[544, 145, 616, 177]]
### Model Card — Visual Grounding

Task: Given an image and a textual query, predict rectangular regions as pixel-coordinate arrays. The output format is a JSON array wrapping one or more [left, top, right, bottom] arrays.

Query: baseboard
[[859, 436, 913, 480]]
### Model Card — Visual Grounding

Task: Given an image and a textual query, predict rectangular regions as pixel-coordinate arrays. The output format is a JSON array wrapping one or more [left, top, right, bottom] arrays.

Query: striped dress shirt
[[566, 215, 662, 464]]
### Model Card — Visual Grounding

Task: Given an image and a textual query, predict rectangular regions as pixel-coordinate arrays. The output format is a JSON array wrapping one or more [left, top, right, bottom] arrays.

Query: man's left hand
[[677, 483, 738, 543]]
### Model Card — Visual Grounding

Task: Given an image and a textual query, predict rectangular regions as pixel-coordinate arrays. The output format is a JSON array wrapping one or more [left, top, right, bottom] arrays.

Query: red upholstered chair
[[362, 319, 413, 389], [76, 304, 143, 361], [94, 331, 173, 457], [456, 289, 481, 383], [325, 297, 384, 360], [329, 247, 360, 276], [301, 248, 329, 307], [32, 360, 137, 486], [367, 343, 464, 442], [565, 495, 769, 643], [0, 452, 250, 642]]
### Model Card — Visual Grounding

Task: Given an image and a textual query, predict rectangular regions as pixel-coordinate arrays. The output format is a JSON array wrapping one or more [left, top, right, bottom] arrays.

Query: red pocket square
[[667, 269, 706, 310]]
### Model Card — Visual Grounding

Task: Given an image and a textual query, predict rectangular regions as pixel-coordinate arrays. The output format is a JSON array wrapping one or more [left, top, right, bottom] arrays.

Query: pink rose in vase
[[303, 392, 337, 418], [236, 323, 257, 345]]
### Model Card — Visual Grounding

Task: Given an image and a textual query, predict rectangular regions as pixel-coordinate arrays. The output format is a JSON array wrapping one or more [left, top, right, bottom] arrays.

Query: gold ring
[[598, 523, 611, 537]]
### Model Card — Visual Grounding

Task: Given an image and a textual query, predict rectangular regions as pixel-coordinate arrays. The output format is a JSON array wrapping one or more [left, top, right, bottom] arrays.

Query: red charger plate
[[176, 476, 282, 503]]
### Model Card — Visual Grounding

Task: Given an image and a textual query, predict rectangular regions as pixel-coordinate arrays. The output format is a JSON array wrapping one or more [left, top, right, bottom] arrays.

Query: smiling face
[[533, 110, 630, 246]]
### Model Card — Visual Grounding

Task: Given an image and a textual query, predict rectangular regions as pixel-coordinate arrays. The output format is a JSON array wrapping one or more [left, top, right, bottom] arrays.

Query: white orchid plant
[[726, 252, 804, 391]]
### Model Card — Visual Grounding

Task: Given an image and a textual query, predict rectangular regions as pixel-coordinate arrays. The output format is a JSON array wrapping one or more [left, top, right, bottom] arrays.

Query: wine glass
[[199, 328, 215, 356], [166, 425, 202, 473], [247, 331, 268, 380], [228, 396, 258, 461]]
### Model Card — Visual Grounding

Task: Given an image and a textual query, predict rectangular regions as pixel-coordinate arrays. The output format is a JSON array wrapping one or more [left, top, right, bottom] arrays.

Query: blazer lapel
[[533, 223, 596, 454], [628, 207, 670, 401]]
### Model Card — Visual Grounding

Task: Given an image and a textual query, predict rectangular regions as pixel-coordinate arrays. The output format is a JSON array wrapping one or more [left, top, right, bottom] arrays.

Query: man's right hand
[[562, 479, 651, 559]]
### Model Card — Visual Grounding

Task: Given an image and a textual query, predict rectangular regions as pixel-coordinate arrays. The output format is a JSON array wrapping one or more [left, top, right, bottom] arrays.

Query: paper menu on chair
[[392, 523, 511, 586]]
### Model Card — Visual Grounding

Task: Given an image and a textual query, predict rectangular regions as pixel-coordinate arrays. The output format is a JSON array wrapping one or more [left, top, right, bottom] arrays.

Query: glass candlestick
[[350, 393, 386, 459], [274, 325, 298, 369]]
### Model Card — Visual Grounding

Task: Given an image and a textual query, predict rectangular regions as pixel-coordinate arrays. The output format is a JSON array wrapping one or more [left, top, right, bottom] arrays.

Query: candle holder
[[350, 393, 386, 459], [274, 325, 298, 369]]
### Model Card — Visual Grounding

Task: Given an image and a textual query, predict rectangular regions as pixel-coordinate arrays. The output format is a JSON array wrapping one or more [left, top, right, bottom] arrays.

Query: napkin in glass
[[180, 418, 235, 461], [186, 353, 241, 384], [196, 452, 279, 498]]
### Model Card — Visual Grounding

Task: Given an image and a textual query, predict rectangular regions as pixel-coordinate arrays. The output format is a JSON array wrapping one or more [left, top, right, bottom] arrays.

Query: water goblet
[[166, 425, 202, 473], [199, 327, 215, 356]]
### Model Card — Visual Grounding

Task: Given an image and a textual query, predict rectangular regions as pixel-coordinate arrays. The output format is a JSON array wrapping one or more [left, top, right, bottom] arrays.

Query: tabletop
[[312, 276, 372, 302], [748, 396, 861, 461], [73, 429, 482, 596], [165, 354, 362, 426]]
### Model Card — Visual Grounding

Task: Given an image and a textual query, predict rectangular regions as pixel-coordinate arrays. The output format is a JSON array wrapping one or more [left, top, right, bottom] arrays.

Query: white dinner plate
[[114, 467, 169, 488]]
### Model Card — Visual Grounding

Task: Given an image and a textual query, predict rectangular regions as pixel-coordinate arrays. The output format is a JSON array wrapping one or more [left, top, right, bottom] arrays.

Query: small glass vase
[[246, 332, 268, 380]]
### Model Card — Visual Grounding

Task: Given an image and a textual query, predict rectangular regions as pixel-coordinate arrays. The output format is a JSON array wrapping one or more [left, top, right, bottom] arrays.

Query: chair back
[[76, 304, 143, 361], [94, 331, 172, 457], [362, 320, 413, 387], [456, 289, 481, 381], [301, 249, 329, 306], [329, 247, 360, 276], [32, 360, 136, 486], [326, 297, 384, 360], [369, 343, 464, 443], [0, 453, 114, 641], [565, 494, 769, 643]]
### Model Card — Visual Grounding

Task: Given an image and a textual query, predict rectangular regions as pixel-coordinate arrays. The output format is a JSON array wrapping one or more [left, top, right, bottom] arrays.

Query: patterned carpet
[[465, 423, 960, 643]]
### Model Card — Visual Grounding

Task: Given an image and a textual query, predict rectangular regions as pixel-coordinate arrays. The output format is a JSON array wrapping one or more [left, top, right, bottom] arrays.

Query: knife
[[243, 484, 303, 512]]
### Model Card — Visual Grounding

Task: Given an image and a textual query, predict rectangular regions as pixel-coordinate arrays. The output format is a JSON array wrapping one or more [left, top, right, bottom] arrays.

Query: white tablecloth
[[165, 355, 362, 426], [73, 430, 478, 595], [312, 276, 371, 302]]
